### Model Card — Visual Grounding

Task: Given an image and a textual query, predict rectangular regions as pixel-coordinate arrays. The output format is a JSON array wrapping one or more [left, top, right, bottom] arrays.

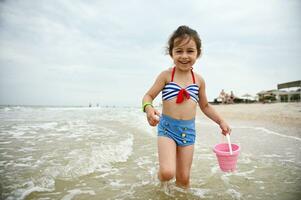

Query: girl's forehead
[[174, 37, 196, 48]]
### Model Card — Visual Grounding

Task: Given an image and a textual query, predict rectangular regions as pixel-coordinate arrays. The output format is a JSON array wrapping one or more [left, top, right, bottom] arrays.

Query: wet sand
[[210, 103, 301, 125], [199, 102, 301, 137]]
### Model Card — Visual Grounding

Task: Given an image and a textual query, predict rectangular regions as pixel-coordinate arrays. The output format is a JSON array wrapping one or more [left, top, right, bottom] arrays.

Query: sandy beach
[[199, 103, 301, 138], [209, 103, 301, 127], [0, 103, 300, 199]]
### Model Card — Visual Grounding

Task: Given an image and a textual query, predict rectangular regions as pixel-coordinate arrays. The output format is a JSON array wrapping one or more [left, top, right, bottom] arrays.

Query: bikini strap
[[191, 69, 196, 84], [171, 66, 196, 83], [171, 67, 176, 82]]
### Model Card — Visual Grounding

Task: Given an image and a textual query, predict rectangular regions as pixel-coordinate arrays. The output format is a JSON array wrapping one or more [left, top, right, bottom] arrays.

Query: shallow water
[[0, 106, 300, 199]]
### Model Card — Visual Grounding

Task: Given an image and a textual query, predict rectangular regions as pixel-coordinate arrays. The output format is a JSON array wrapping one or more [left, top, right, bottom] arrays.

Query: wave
[[199, 121, 301, 142], [232, 126, 301, 142], [254, 127, 301, 142], [6, 133, 134, 200]]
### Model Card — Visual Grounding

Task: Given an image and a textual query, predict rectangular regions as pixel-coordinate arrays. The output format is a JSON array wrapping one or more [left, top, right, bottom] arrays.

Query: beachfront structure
[[257, 80, 301, 102]]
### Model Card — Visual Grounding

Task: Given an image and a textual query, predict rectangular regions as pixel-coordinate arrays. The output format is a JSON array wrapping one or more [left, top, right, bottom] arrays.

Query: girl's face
[[171, 37, 198, 71]]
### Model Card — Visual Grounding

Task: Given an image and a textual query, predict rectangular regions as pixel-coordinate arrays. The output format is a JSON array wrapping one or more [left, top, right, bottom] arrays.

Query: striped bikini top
[[162, 67, 199, 103]]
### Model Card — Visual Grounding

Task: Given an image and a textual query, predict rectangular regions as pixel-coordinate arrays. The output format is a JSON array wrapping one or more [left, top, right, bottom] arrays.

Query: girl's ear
[[198, 49, 202, 58]]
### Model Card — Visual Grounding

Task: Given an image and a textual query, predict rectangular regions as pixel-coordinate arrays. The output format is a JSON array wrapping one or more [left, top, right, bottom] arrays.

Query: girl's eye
[[176, 50, 183, 53]]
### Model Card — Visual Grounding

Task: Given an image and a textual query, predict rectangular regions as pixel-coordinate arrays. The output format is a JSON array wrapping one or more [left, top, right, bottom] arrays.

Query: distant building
[[257, 80, 301, 102]]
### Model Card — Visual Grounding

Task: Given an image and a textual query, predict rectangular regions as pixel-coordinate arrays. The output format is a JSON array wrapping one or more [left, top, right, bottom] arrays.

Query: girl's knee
[[176, 174, 190, 187], [159, 168, 175, 181]]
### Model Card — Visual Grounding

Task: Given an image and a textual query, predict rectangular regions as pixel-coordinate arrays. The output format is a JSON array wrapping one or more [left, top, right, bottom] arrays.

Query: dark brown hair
[[166, 25, 202, 57]]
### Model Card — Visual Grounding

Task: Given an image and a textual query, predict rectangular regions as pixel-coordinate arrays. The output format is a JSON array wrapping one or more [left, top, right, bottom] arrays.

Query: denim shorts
[[158, 114, 196, 146]]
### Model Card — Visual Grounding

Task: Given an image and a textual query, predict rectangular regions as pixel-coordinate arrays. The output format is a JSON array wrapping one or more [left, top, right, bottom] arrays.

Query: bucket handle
[[226, 134, 233, 155]]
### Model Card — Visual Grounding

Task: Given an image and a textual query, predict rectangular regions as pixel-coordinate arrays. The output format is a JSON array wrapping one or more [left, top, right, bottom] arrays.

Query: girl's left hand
[[219, 121, 231, 136]]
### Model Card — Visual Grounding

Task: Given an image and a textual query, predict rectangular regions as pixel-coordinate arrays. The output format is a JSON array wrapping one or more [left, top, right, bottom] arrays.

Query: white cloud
[[0, 0, 300, 106]]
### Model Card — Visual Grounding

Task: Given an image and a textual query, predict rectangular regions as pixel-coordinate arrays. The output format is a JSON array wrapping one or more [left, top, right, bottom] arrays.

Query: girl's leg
[[175, 145, 194, 188], [157, 136, 177, 182]]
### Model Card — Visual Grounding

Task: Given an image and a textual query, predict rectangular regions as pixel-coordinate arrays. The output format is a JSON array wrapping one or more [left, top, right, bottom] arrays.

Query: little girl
[[142, 25, 231, 188]]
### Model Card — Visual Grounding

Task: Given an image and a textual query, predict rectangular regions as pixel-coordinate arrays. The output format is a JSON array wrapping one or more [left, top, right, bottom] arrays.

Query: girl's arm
[[142, 71, 167, 126], [198, 77, 231, 135]]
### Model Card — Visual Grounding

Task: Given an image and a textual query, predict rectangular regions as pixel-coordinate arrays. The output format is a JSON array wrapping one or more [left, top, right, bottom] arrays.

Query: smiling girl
[[142, 25, 231, 188]]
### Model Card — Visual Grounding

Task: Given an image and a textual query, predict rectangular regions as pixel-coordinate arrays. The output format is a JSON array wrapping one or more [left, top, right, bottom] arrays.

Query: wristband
[[142, 102, 153, 112]]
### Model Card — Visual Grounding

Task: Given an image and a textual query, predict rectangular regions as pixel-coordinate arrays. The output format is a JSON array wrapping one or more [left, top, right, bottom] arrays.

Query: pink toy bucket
[[213, 143, 240, 172]]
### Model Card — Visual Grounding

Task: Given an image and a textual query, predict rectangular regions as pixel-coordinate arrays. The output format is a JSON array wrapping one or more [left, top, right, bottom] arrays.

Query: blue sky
[[0, 0, 300, 106]]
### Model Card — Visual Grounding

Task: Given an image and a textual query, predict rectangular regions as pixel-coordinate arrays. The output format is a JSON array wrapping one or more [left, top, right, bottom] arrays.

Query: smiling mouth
[[179, 61, 190, 64]]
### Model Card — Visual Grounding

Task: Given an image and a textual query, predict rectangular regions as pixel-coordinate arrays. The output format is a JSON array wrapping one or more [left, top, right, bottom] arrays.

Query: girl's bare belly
[[162, 99, 197, 120]]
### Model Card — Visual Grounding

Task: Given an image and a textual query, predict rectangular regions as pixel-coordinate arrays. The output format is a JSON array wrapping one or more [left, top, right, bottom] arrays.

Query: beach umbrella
[[242, 93, 252, 98], [241, 93, 253, 102]]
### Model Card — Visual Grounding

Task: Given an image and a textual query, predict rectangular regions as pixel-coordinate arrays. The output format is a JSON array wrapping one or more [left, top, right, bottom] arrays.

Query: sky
[[0, 0, 300, 107]]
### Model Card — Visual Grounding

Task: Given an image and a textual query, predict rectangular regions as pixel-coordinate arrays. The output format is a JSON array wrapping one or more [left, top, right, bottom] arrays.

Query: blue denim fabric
[[157, 114, 196, 146]]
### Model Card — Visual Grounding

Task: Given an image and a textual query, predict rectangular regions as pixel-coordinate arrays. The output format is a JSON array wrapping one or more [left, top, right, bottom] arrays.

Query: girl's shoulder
[[157, 68, 173, 81], [163, 67, 174, 75], [193, 71, 205, 86]]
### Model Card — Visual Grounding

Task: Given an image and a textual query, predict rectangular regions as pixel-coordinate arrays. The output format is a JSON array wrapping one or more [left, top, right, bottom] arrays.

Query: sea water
[[0, 106, 300, 200]]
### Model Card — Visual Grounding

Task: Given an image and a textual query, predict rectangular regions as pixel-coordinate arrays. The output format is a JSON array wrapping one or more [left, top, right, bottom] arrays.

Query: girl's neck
[[175, 66, 192, 75], [173, 67, 193, 82]]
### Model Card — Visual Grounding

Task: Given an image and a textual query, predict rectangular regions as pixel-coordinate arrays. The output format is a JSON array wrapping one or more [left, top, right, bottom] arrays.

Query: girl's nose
[[181, 52, 188, 58]]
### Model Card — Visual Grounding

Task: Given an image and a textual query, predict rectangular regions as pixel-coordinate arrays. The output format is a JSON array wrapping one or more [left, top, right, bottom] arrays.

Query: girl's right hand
[[145, 106, 161, 126]]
